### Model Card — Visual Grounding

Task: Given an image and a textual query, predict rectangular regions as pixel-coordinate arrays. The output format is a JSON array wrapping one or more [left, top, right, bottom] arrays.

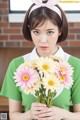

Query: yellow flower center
[[60, 75, 65, 81], [48, 80, 54, 86], [23, 74, 30, 81], [42, 64, 49, 70], [60, 67, 64, 71]]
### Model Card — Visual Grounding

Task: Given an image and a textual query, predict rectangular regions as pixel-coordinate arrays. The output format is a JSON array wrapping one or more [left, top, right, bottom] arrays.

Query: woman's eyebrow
[[46, 28, 55, 30], [32, 28, 40, 31], [33, 28, 55, 31]]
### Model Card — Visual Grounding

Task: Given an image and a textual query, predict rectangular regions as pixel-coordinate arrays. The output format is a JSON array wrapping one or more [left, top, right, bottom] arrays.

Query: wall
[[0, 0, 34, 48], [0, 0, 80, 48]]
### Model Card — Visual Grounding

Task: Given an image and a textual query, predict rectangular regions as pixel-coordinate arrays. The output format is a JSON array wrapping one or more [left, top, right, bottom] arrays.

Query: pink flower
[[55, 61, 73, 76], [13, 66, 40, 89], [55, 61, 73, 88], [59, 74, 73, 88]]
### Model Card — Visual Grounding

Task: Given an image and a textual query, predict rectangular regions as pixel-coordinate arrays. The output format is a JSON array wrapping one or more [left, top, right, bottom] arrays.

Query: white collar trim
[[27, 46, 70, 61]]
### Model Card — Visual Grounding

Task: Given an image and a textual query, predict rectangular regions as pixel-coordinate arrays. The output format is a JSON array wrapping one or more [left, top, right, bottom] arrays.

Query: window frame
[[8, 0, 80, 22]]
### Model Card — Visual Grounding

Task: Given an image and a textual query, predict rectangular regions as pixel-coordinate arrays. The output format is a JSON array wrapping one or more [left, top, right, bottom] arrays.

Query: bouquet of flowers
[[13, 56, 73, 107]]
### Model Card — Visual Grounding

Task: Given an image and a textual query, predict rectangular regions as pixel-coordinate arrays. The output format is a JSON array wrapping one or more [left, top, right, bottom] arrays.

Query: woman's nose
[[40, 34, 47, 42]]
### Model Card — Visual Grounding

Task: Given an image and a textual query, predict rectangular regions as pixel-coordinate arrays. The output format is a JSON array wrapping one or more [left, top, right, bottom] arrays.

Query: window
[[60, 0, 80, 13], [9, 0, 80, 22], [9, 0, 33, 13]]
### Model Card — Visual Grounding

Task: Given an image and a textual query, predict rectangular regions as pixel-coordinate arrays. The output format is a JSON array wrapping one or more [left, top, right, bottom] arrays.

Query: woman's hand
[[29, 102, 47, 120], [37, 106, 66, 120]]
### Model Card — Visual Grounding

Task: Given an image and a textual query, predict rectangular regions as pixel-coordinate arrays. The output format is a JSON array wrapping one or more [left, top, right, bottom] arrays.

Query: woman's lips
[[40, 46, 48, 50]]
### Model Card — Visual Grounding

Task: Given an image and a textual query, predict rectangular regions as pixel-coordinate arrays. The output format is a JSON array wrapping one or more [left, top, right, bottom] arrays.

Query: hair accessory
[[29, 0, 61, 19]]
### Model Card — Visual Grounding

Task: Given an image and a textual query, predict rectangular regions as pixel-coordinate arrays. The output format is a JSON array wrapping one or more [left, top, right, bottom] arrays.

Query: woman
[[1, 0, 80, 119]]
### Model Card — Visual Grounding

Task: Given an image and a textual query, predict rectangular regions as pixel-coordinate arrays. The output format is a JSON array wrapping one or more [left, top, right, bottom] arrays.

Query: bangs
[[29, 15, 57, 30], [28, 7, 58, 30], [29, 15, 48, 30]]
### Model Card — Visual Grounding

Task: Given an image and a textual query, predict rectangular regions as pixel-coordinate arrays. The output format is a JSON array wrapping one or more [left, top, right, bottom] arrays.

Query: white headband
[[29, 0, 62, 19]]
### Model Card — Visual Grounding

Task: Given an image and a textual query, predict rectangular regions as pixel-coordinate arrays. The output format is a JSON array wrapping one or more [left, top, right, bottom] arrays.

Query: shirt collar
[[54, 46, 66, 58], [30, 46, 66, 60], [30, 47, 39, 60]]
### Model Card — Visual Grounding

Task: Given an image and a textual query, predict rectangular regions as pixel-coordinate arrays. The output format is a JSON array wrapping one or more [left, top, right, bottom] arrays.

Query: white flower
[[42, 74, 61, 92], [23, 80, 42, 95], [36, 57, 56, 74]]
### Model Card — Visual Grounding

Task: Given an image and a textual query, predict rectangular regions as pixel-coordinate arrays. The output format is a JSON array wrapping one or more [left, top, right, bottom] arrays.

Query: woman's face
[[31, 20, 61, 57]]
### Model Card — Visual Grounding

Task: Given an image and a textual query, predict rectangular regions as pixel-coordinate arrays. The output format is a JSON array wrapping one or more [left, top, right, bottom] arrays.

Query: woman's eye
[[33, 31, 39, 35], [47, 31, 54, 35]]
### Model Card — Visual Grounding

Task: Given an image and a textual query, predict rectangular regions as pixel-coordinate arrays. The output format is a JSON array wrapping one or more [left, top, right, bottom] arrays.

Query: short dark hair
[[22, 4, 68, 43]]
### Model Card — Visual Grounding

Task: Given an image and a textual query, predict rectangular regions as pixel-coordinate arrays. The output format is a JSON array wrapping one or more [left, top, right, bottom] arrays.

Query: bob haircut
[[22, 3, 68, 43]]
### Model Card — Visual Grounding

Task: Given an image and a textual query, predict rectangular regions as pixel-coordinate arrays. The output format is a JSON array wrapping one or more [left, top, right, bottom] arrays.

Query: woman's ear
[[59, 28, 62, 36]]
